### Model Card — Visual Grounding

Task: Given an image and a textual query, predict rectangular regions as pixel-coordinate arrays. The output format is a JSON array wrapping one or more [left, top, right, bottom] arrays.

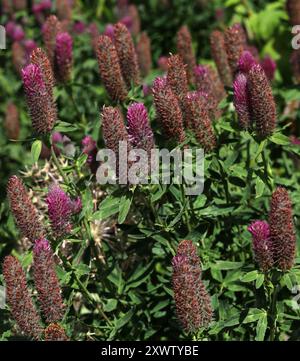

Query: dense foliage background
[[1, 0, 300, 341]]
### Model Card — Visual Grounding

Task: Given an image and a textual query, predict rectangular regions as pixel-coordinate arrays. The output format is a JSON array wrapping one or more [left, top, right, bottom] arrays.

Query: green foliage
[[0, 0, 300, 342]]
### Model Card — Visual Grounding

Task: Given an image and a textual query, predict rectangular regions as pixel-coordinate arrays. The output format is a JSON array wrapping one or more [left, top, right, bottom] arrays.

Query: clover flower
[[33, 239, 65, 323], [3, 256, 43, 339], [113, 22, 140, 88], [269, 187, 296, 271], [176, 25, 196, 84], [96, 35, 128, 101], [248, 220, 273, 272], [22, 63, 57, 134], [7, 175, 45, 241]]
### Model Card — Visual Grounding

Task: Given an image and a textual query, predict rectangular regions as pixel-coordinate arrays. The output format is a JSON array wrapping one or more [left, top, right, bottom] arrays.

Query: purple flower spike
[[6, 22, 25, 41], [24, 40, 37, 56], [46, 184, 80, 238], [73, 21, 85, 34], [238, 50, 257, 74], [172, 254, 189, 271], [22, 63, 57, 134], [55, 32, 73, 83], [33, 238, 51, 254], [248, 220, 273, 272], [127, 102, 155, 153], [22, 63, 46, 95], [152, 76, 167, 92], [260, 56, 276, 81], [52, 131, 63, 143], [233, 73, 251, 130], [104, 24, 114, 40]]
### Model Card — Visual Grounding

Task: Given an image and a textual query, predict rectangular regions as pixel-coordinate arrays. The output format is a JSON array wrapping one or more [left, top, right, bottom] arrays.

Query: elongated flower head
[[82, 136, 98, 174], [46, 184, 80, 237], [31, 47, 55, 96], [176, 25, 196, 84], [56, 0, 72, 21], [7, 175, 45, 241], [224, 23, 246, 75], [96, 35, 128, 101], [233, 72, 251, 129], [158, 56, 169, 71], [102, 106, 132, 179], [194, 64, 220, 119], [127, 102, 155, 154], [5, 102, 20, 140], [102, 106, 130, 153], [247, 64, 276, 138], [113, 22, 140, 88], [13, 0, 27, 10], [136, 32, 152, 77], [22, 63, 57, 134], [152, 77, 185, 144], [42, 15, 62, 65], [248, 220, 273, 272], [208, 66, 226, 104], [210, 30, 232, 87], [176, 240, 201, 269], [127, 4, 141, 35], [238, 50, 257, 74], [172, 241, 212, 333], [260, 56, 276, 81], [104, 24, 114, 40], [269, 187, 296, 271], [55, 32, 73, 83], [3, 256, 43, 339], [33, 239, 65, 323], [44, 324, 68, 341], [6, 22, 25, 41], [12, 41, 26, 74], [166, 54, 189, 100], [184, 93, 216, 152]]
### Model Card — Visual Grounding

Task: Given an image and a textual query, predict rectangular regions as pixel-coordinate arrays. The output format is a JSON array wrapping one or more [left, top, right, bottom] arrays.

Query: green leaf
[[114, 309, 134, 331], [213, 261, 244, 270], [151, 184, 167, 203], [269, 133, 291, 146], [103, 299, 118, 312], [118, 194, 132, 224], [92, 196, 120, 221], [243, 308, 265, 324], [255, 312, 267, 341], [255, 177, 265, 198], [31, 140, 42, 163], [74, 263, 90, 277], [240, 270, 259, 283], [256, 274, 265, 289], [282, 273, 294, 291], [54, 121, 78, 133]]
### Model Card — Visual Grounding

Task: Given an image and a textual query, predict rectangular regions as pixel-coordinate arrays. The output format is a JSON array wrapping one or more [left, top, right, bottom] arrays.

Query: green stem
[[66, 84, 81, 120], [51, 145, 69, 185], [63, 259, 112, 326], [181, 184, 192, 233], [50, 140, 111, 326], [269, 284, 279, 341], [262, 149, 273, 191]]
